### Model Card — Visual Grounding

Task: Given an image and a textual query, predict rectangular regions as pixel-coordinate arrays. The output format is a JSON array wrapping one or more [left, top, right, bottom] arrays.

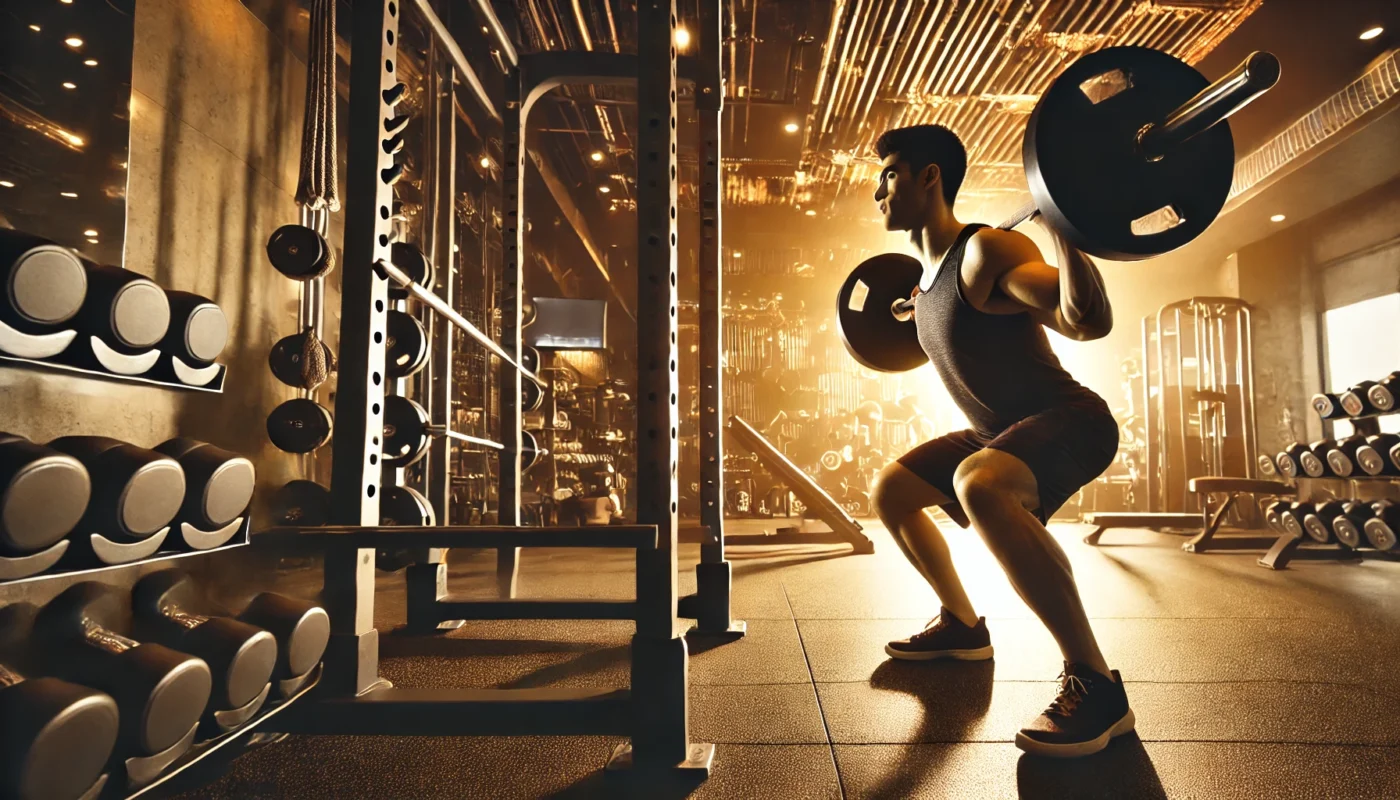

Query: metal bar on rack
[[322, 0, 399, 698], [377, 258, 545, 389], [427, 60, 457, 524], [496, 67, 525, 598], [430, 427, 505, 450], [471, 0, 519, 69], [411, 0, 503, 124]]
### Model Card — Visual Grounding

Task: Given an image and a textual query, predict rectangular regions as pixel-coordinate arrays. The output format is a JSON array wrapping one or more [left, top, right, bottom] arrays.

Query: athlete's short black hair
[[875, 125, 967, 206]]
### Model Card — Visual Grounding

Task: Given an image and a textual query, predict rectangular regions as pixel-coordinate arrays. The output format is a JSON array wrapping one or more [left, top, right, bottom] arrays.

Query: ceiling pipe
[[472, 0, 520, 68], [412, 0, 502, 124]]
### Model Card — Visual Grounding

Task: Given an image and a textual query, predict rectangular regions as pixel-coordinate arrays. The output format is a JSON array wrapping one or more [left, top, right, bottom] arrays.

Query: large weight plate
[[1025, 46, 1234, 261], [835, 253, 925, 373], [382, 394, 430, 468], [266, 399, 333, 453], [386, 310, 429, 378]]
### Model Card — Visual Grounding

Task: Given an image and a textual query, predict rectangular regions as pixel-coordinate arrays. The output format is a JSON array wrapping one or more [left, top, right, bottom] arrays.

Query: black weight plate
[[271, 480, 330, 526], [522, 379, 543, 412], [1024, 46, 1234, 261], [521, 346, 540, 374], [266, 225, 332, 281], [268, 332, 335, 389], [386, 310, 429, 378], [523, 428, 537, 473], [267, 399, 333, 453], [388, 242, 434, 299], [379, 484, 435, 526], [835, 253, 925, 373], [382, 394, 430, 468]]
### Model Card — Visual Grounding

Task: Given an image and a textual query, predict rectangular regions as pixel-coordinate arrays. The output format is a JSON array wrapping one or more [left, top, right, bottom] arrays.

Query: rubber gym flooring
[[174, 519, 1400, 799]]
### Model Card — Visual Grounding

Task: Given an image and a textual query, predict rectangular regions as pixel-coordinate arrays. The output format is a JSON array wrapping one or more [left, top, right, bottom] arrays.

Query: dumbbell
[[1341, 381, 1380, 417], [270, 480, 331, 526], [386, 310, 428, 379], [75, 263, 171, 355], [1325, 435, 1370, 478], [1331, 501, 1374, 549], [0, 229, 87, 334], [1302, 500, 1345, 544], [34, 583, 211, 757], [160, 291, 228, 366], [152, 439, 255, 530], [1310, 392, 1347, 420], [1366, 372, 1400, 413], [0, 604, 120, 800], [1275, 443, 1308, 478], [133, 572, 276, 715], [266, 225, 334, 281], [1255, 454, 1278, 478], [1279, 502, 1313, 538], [267, 398, 334, 453], [268, 329, 336, 390], [46, 437, 185, 542], [0, 433, 91, 556], [1354, 433, 1400, 476], [1364, 500, 1399, 551], [1262, 499, 1288, 531], [234, 593, 329, 684], [387, 242, 435, 299]]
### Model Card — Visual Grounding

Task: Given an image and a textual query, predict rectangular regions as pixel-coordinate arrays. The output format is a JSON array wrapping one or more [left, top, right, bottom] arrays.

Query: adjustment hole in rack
[[379, 234, 389, 247], [372, 403, 381, 415], [373, 436, 380, 445], [370, 454, 378, 465], [373, 372, 382, 385], [388, 1, 396, 15], [376, 300, 385, 312], [380, 206, 389, 220], [387, 30, 394, 45], [368, 485, 376, 497], [374, 331, 383, 343], [385, 59, 393, 73]]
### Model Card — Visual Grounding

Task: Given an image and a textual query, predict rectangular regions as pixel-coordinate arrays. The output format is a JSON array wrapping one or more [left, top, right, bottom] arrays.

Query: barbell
[[838, 47, 1280, 373]]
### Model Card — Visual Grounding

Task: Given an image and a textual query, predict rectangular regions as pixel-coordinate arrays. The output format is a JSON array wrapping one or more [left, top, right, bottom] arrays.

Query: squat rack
[[255, 0, 723, 774]]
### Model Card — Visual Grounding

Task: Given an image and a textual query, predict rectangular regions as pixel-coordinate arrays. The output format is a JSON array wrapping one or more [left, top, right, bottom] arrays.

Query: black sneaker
[[1015, 662, 1135, 758], [884, 608, 994, 661]]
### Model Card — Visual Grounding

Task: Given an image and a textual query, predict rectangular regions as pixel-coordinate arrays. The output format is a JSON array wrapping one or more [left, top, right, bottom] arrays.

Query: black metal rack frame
[[251, 0, 723, 775]]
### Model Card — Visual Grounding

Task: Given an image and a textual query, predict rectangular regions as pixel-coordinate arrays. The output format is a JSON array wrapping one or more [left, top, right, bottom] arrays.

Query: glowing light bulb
[[83, 229, 98, 236], [784, 122, 800, 133], [0, 181, 14, 188], [62, 82, 76, 89], [1269, 214, 1286, 222], [805, 209, 816, 216], [1360, 26, 1383, 40], [84, 59, 98, 67], [590, 151, 604, 162], [479, 156, 491, 169], [64, 36, 83, 48], [29, 24, 41, 32], [599, 186, 611, 194], [675, 26, 691, 50], [60, 191, 78, 198]]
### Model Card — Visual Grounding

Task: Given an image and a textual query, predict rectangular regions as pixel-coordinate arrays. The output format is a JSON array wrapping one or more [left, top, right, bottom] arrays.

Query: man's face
[[873, 153, 938, 232]]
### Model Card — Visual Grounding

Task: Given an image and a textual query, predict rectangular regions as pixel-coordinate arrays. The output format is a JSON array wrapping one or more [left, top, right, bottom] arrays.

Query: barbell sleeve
[[1137, 51, 1280, 161], [376, 258, 546, 389]]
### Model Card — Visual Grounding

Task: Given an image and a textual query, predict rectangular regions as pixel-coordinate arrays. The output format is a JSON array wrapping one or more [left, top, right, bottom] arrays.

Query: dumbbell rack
[[247, 0, 717, 777], [1259, 414, 1400, 570], [0, 348, 227, 394]]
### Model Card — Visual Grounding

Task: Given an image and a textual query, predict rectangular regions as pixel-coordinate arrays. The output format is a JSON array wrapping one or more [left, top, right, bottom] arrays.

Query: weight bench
[[1083, 477, 1295, 552]]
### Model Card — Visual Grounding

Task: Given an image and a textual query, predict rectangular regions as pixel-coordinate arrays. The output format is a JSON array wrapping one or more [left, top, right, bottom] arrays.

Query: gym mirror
[[0, 0, 135, 267]]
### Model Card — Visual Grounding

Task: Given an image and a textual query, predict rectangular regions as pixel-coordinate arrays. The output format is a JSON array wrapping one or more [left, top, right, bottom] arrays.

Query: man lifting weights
[[869, 124, 1131, 758]]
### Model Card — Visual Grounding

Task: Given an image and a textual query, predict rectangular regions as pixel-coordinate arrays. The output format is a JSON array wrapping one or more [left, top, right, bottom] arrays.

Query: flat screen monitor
[[526, 297, 607, 350]]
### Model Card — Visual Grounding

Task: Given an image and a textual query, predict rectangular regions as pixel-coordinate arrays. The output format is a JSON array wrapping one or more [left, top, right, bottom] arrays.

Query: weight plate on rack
[[382, 395, 430, 468], [266, 399, 333, 453], [386, 310, 429, 379]]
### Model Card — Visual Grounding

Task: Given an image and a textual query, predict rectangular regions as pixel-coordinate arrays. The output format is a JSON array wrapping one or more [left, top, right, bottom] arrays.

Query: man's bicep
[[996, 262, 1060, 312]]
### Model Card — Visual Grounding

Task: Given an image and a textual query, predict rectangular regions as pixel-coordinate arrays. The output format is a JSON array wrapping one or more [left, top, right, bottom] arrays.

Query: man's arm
[[965, 227, 1113, 341]]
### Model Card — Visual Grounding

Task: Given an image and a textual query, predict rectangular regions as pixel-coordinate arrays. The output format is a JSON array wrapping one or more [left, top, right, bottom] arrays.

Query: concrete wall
[[1239, 177, 1400, 458], [0, 0, 329, 606]]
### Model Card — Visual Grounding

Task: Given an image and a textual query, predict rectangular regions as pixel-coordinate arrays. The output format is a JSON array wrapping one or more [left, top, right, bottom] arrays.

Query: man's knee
[[953, 450, 1037, 520], [870, 463, 939, 519]]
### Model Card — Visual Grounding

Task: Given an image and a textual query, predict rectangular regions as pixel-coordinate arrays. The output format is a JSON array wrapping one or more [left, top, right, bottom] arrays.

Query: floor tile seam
[[810, 678, 1394, 687], [783, 581, 847, 800]]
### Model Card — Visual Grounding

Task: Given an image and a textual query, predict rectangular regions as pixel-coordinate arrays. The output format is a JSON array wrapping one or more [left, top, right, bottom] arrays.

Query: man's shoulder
[[964, 226, 1041, 278]]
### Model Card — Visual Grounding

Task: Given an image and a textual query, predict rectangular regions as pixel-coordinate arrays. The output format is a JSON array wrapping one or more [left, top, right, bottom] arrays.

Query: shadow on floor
[[1016, 734, 1166, 799], [545, 770, 707, 800], [860, 659, 996, 800]]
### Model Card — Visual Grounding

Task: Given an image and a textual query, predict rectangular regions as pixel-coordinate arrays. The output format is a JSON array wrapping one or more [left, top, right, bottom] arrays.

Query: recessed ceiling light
[[62, 82, 76, 89], [479, 156, 491, 169], [599, 186, 611, 194], [1359, 26, 1384, 41], [83, 229, 98, 236], [783, 122, 800, 133], [29, 24, 40, 32], [64, 36, 83, 48], [805, 209, 817, 216], [60, 191, 78, 198], [675, 27, 691, 50], [0, 181, 14, 188], [733, 251, 743, 259], [86, 238, 99, 244], [590, 151, 604, 162], [84, 59, 98, 67], [1270, 213, 1286, 222]]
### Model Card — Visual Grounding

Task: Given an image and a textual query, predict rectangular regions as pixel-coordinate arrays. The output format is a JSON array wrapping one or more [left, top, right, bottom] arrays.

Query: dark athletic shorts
[[896, 397, 1120, 527]]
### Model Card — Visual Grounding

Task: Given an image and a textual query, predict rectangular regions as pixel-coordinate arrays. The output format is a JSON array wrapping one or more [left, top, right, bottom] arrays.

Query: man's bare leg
[[871, 463, 978, 627], [952, 448, 1110, 677]]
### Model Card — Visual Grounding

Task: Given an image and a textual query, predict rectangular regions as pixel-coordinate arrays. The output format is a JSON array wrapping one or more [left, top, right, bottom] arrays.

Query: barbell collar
[[1137, 51, 1280, 161]]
